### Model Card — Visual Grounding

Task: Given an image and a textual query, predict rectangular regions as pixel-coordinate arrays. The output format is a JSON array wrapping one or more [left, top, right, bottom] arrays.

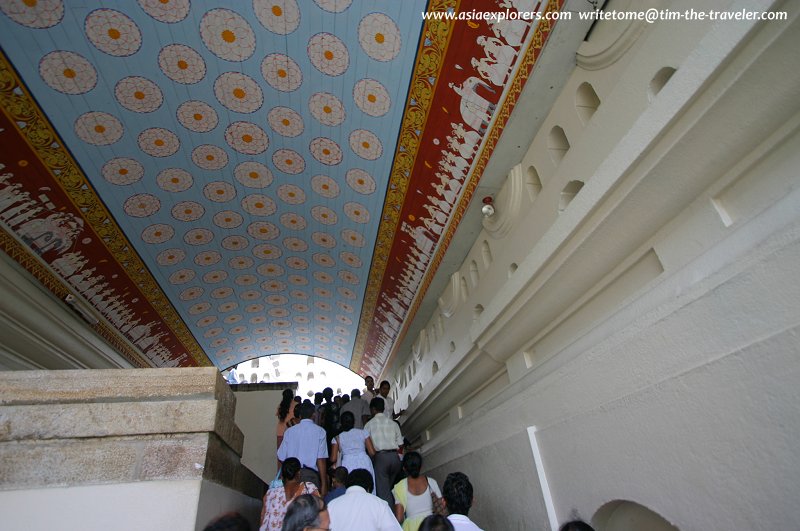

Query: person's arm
[[365, 435, 376, 457], [316, 457, 328, 497], [393, 502, 405, 524], [330, 438, 339, 464]]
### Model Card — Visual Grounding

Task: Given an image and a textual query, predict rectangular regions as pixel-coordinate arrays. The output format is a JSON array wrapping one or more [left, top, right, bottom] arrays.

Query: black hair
[[380, 380, 390, 388], [281, 494, 325, 531], [351, 388, 361, 398], [323, 387, 333, 399], [281, 457, 301, 481], [203, 512, 251, 531], [339, 411, 355, 431], [443, 472, 473, 516], [560, 521, 595, 531], [419, 514, 455, 531], [278, 388, 294, 422], [370, 396, 385, 412], [299, 401, 315, 419], [402, 451, 423, 478], [332, 466, 348, 486], [314, 392, 323, 405], [346, 468, 374, 493]]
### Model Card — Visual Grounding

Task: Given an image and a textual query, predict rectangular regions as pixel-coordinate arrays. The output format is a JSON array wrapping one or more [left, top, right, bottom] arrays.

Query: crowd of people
[[205, 375, 597, 531], [261, 376, 484, 531]]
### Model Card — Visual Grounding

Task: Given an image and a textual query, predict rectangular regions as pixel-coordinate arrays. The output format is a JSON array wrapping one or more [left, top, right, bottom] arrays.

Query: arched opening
[[593, 500, 679, 531], [575, 81, 601, 124], [481, 240, 493, 268], [418, 382, 423, 394], [432, 361, 439, 375], [473, 304, 484, 320], [508, 263, 518, 277], [526, 165, 542, 202], [460, 276, 469, 302], [449, 341, 455, 353], [547, 126, 570, 165], [649, 66, 677, 101], [469, 260, 479, 287], [559, 180, 584, 212]]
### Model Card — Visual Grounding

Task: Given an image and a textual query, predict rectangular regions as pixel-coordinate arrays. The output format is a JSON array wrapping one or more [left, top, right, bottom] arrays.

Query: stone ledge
[[0, 368, 224, 405]]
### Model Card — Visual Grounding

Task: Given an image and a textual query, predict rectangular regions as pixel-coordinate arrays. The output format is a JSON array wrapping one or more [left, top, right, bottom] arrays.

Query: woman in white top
[[392, 451, 443, 531]]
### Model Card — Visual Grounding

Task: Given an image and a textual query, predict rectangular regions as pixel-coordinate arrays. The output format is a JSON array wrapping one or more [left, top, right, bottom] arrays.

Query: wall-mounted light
[[481, 196, 495, 217]]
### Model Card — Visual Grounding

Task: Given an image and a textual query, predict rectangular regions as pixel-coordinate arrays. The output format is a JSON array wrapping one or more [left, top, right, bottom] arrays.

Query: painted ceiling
[[0, 0, 560, 375]]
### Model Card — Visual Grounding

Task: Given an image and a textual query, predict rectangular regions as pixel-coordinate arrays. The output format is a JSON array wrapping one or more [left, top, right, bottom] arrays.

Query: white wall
[[393, 1, 800, 529]]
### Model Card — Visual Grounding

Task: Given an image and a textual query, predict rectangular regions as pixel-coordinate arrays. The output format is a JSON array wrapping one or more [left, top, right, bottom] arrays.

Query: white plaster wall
[[233, 387, 283, 483], [397, 1, 800, 528], [0, 480, 202, 531]]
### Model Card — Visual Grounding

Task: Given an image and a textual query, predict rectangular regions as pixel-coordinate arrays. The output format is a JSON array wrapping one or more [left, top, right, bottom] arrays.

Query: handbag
[[427, 478, 448, 516]]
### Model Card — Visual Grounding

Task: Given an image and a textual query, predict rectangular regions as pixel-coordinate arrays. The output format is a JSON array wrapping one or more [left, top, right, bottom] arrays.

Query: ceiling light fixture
[[481, 196, 495, 217]]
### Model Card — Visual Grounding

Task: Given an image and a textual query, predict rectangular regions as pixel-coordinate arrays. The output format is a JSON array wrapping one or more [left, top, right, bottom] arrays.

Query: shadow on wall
[[593, 500, 679, 531]]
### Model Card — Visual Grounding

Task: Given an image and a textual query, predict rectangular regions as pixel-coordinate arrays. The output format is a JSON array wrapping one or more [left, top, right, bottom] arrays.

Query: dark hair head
[[281, 457, 301, 481], [370, 396, 385, 412], [346, 468, 374, 493], [314, 392, 323, 405], [299, 401, 315, 419], [332, 466, 348, 486], [340, 411, 355, 431], [419, 514, 455, 531], [293, 403, 301, 418], [559, 521, 595, 531], [380, 380, 390, 388], [443, 472, 473, 516], [365, 376, 374, 385], [323, 387, 333, 399], [293, 396, 301, 404], [341, 394, 350, 404], [278, 388, 294, 421], [282, 494, 325, 531], [203, 512, 251, 531], [351, 388, 361, 398], [402, 451, 423, 478]]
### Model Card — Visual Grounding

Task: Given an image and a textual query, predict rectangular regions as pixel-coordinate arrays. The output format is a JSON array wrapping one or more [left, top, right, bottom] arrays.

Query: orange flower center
[[107, 28, 121, 40], [271, 5, 283, 16], [193, 113, 203, 121], [118, 168, 128, 175], [362, 141, 370, 149], [367, 94, 376, 103], [249, 172, 259, 179], [323, 50, 334, 60], [154, 139, 165, 146], [242, 134, 253, 143], [277, 69, 287, 78], [134, 91, 145, 100], [281, 118, 290, 126], [94, 125, 106, 133], [221, 30, 236, 43], [232, 88, 246, 99], [375, 33, 385, 43], [177, 60, 188, 70], [62, 68, 76, 79]]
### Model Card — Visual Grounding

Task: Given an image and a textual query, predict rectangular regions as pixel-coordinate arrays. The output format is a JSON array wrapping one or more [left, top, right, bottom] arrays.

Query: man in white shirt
[[328, 468, 401, 531], [364, 396, 403, 506], [362, 375, 376, 402], [443, 472, 484, 531], [277, 401, 328, 496]]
